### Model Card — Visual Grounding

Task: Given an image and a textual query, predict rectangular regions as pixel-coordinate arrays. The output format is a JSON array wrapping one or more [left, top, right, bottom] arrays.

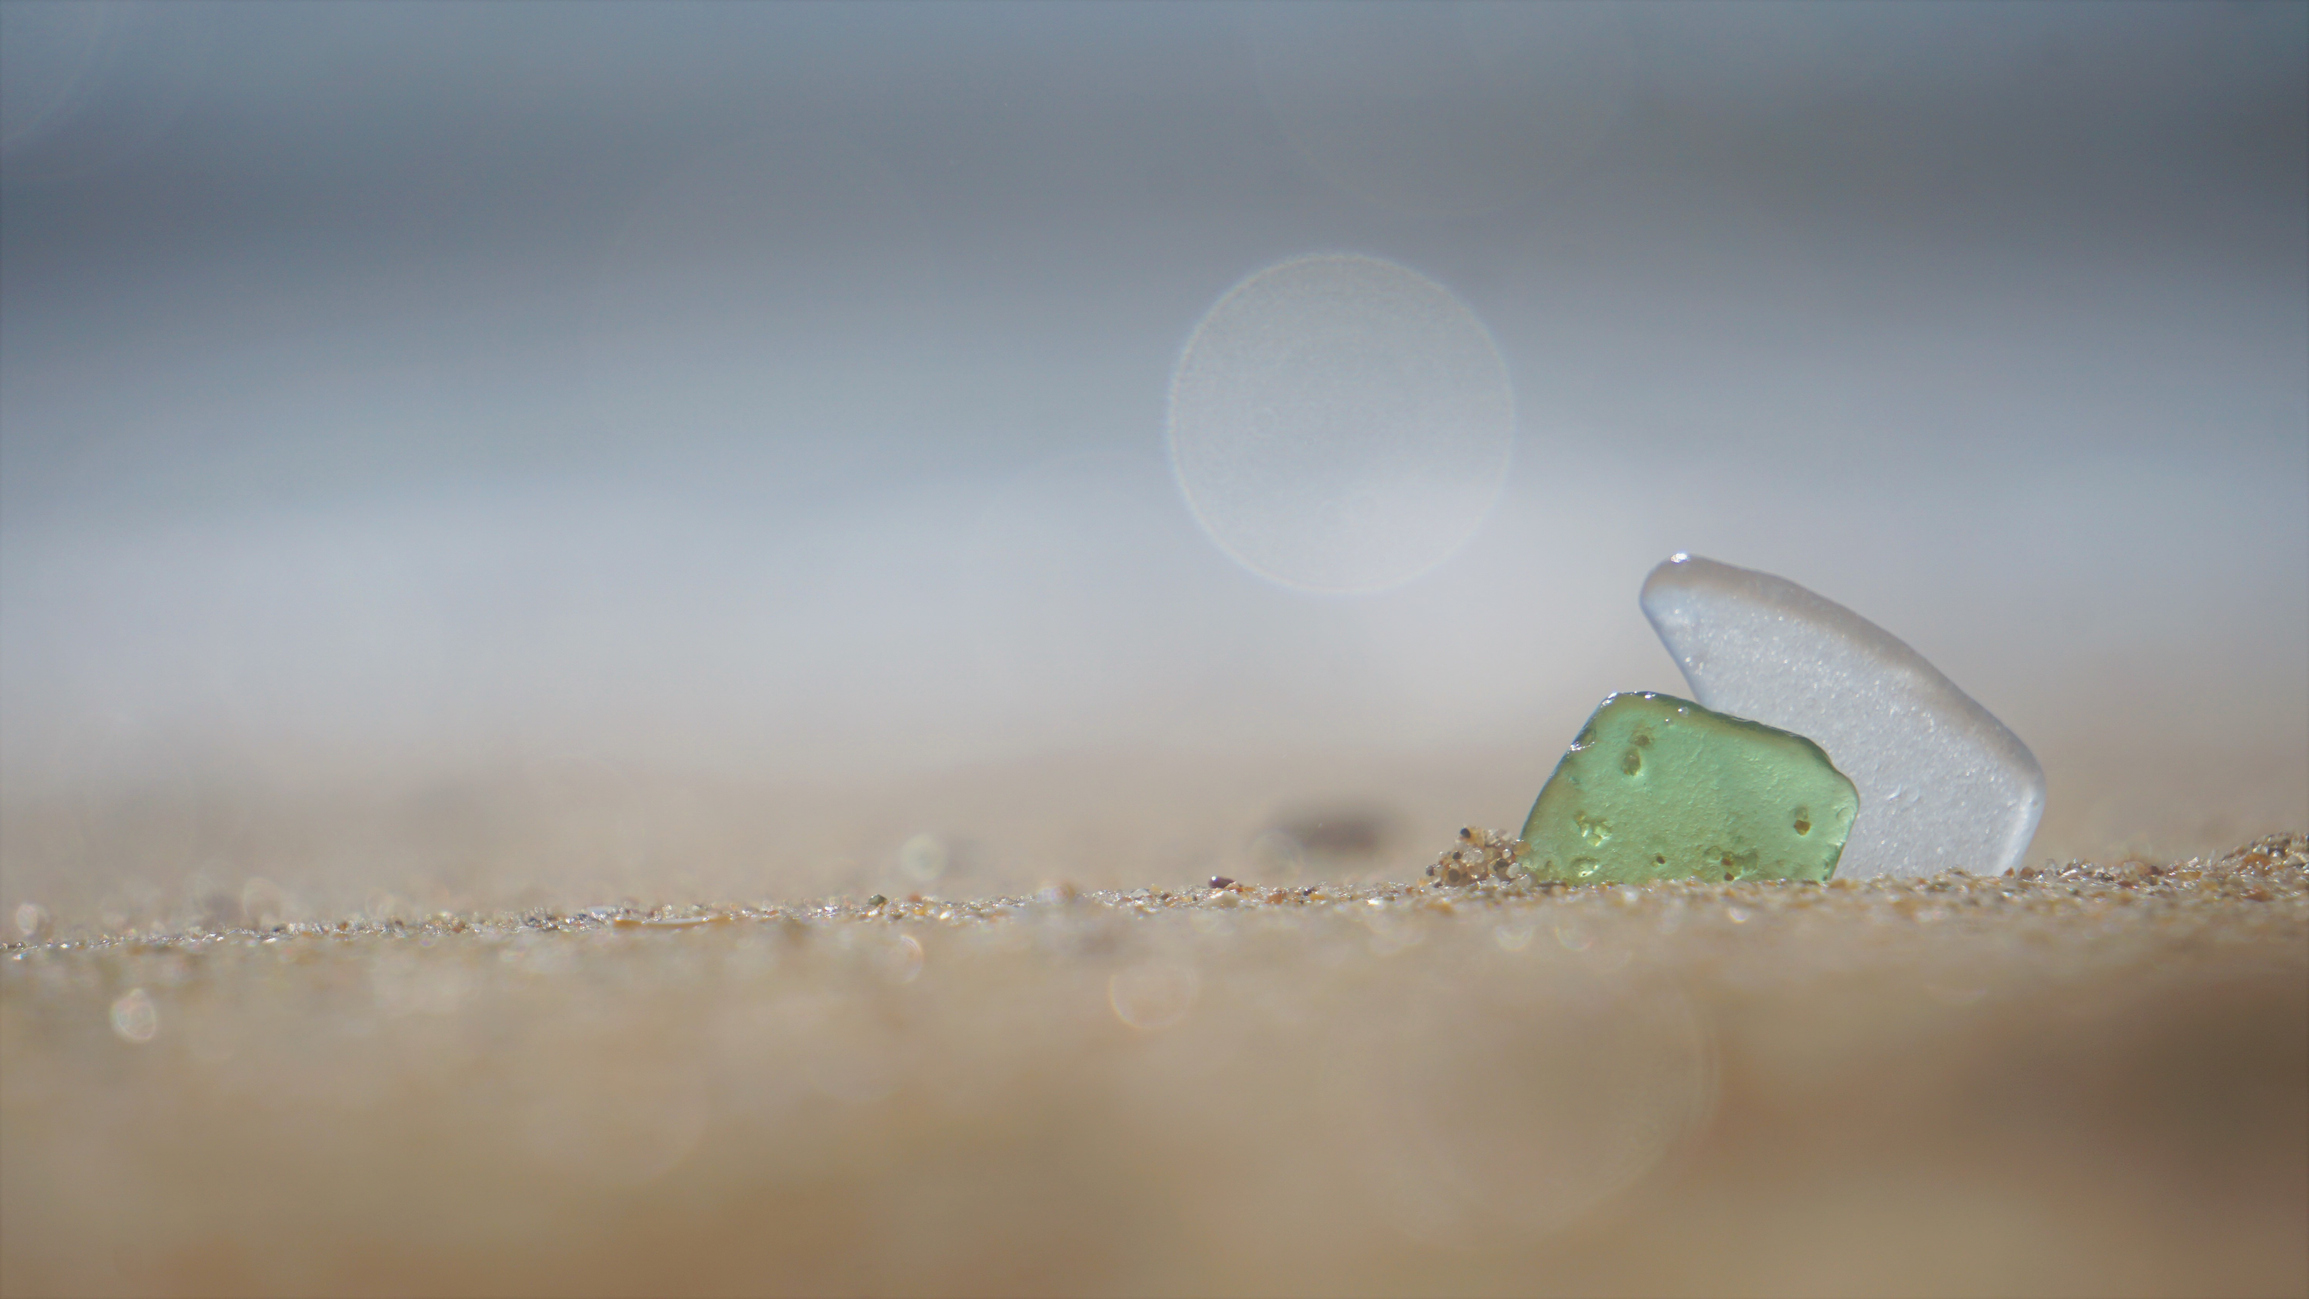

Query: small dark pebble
[[1209, 876, 1235, 890]]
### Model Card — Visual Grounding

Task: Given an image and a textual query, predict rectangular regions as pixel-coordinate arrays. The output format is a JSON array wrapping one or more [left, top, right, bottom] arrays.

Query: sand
[[3, 834, 2303, 1297]]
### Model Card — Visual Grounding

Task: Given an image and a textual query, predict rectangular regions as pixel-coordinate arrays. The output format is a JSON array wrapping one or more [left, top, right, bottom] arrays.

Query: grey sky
[[2, 2, 2303, 904]]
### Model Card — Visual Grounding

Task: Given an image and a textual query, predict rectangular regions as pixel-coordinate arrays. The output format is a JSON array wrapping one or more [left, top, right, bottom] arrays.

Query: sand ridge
[[3, 835, 2303, 1296]]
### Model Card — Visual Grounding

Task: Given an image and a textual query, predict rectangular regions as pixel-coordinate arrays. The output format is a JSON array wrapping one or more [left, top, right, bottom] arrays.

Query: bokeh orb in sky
[[1167, 254, 1515, 594]]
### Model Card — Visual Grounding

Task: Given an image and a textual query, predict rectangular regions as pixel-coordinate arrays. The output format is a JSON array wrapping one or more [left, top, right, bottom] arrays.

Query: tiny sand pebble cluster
[[1428, 826, 1524, 886]]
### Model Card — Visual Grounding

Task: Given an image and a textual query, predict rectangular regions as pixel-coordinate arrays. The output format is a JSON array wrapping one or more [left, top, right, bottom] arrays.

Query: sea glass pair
[[1520, 555, 2045, 884]]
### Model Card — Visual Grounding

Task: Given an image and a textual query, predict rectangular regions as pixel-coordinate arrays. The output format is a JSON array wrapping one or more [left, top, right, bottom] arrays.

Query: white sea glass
[[1639, 554, 2045, 879]]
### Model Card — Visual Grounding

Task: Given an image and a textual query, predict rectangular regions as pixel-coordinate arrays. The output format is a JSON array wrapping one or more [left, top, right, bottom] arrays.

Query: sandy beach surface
[[5, 7, 2303, 1297], [4, 832, 2301, 1298]]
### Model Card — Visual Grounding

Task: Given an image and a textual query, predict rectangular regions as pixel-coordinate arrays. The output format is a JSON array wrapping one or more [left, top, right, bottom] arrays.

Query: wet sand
[[3, 834, 2303, 1297]]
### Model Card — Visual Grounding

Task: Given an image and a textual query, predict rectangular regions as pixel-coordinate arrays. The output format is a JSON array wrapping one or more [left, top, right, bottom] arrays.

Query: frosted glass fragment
[[1641, 554, 2045, 880], [1519, 692, 1857, 885]]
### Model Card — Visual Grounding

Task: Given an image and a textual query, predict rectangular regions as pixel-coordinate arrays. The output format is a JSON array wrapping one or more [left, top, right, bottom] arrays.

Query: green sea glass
[[1519, 692, 1858, 884]]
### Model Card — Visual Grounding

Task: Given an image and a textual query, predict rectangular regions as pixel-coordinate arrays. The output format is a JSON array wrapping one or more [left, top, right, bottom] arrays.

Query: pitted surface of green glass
[[1519, 692, 1857, 884]]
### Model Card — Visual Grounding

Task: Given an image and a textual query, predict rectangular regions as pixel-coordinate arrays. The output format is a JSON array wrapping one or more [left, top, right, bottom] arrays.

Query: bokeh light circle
[[1167, 254, 1515, 594]]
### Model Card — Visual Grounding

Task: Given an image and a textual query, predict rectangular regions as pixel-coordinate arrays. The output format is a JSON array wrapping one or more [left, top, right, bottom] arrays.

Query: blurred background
[[3, 1, 2304, 928]]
